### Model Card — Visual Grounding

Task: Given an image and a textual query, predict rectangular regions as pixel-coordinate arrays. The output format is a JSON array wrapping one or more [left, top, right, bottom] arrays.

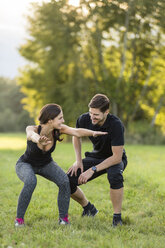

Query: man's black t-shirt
[[76, 112, 127, 160]]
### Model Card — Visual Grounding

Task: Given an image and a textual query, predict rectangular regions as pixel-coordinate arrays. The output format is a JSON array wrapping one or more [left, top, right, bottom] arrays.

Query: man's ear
[[105, 109, 109, 115]]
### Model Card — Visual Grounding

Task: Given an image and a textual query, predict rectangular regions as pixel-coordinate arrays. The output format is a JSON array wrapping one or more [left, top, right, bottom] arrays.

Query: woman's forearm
[[76, 128, 94, 137], [26, 126, 40, 143]]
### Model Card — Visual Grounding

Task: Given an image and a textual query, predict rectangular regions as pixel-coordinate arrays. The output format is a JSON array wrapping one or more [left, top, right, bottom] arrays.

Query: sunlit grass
[[0, 133, 26, 150]]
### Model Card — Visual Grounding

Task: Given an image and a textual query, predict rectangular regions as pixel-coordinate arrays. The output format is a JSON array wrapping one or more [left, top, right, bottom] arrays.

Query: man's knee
[[67, 174, 78, 194], [69, 177, 77, 194], [70, 185, 78, 195], [107, 164, 124, 189]]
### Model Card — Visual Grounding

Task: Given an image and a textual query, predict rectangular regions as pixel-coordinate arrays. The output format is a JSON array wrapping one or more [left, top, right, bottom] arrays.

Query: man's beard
[[92, 117, 105, 126]]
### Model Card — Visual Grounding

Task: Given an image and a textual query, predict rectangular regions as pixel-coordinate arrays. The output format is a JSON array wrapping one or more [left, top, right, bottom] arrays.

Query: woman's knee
[[16, 162, 35, 182], [58, 175, 70, 190], [25, 176, 37, 190]]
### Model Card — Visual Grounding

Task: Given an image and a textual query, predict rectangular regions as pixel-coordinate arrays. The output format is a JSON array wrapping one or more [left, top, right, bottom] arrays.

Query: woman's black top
[[18, 125, 57, 167]]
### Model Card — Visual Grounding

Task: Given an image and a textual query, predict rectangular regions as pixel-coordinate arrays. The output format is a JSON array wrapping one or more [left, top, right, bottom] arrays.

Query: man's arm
[[78, 145, 123, 184], [73, 136, 82, 165], [67, 136, 84, 176], [94, 145, 123, 172]]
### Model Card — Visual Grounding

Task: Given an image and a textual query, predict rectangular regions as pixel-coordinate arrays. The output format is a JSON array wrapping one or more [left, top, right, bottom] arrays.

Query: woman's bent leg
[[39, 161, 70, 218], [16, 162, 37, 219]]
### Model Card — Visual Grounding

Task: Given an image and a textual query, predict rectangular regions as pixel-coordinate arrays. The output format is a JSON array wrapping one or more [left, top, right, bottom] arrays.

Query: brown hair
[[38, 103, 62, 124], [38, 103, 62, 141], [88, 94, 110, 112]]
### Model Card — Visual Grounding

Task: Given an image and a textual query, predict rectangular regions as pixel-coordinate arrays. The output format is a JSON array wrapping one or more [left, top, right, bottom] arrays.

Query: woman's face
[[52, 111, 64, 129]]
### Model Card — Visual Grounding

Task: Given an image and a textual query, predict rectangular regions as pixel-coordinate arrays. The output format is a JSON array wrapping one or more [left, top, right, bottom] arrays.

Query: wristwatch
[[91, 166, 97, 174]]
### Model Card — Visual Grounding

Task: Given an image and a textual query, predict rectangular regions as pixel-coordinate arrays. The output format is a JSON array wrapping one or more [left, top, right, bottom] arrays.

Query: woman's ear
[[48, 119, 53, 125]]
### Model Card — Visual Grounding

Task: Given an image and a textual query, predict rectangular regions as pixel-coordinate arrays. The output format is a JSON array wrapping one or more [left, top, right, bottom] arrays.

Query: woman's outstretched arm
[[60, 124, 108, 137]]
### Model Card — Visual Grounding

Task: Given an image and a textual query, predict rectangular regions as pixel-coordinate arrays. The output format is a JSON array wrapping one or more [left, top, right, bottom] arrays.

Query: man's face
[[89, 108, 109, 126]]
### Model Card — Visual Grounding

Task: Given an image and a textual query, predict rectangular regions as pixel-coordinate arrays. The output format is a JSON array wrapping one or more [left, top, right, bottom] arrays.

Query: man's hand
[[78, 169, 94, 184], [38, 136, 51, 146], [67, 161, 83, 176]]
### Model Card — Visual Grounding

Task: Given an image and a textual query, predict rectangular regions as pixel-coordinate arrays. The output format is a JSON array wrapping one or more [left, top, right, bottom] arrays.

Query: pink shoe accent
[[62, 214, 69, 223], [15, 218, 24, 224]]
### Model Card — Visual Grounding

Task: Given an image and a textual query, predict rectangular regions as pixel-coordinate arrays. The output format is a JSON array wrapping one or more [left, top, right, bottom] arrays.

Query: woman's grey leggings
[[15, 160, 70, 219]]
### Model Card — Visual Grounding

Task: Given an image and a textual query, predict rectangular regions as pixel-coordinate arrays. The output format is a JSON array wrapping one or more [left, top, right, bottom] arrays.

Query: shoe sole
[[92, 209, 99, 217], [112, 222, 122, 228]]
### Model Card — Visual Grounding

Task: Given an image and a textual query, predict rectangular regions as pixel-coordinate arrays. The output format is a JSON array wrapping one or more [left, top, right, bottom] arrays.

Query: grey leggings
[[16, 160, 70, 219]]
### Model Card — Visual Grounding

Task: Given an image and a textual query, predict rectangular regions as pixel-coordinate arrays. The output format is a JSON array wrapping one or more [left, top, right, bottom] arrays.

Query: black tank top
[[18, 125, 57, 167]]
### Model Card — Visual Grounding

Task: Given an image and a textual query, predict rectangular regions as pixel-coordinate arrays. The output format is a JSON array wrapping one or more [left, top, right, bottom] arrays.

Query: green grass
[[0, 133, 165, 248]]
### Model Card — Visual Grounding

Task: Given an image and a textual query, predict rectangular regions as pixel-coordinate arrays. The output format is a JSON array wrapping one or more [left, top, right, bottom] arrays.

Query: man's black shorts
[[68, 155, 127, 194]]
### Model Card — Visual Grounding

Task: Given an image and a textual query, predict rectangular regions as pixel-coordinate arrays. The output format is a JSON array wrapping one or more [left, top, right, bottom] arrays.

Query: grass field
[[0, 133, 165, 248]]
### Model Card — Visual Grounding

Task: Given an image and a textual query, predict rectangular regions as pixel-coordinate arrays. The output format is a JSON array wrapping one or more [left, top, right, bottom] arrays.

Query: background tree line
[[0, 77, 33, 132], [4, 0, 165, 143]]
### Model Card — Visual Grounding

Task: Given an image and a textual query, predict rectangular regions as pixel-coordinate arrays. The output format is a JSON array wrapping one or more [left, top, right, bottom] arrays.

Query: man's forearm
[[95, 155, 122, 172], [95, 146, 123, 172]]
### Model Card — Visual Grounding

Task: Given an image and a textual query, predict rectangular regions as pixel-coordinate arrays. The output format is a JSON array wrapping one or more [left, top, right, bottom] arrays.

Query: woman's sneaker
[[82, 204, 98, 217], [59, 214, 70, 225], [15, 218, 25, 227]]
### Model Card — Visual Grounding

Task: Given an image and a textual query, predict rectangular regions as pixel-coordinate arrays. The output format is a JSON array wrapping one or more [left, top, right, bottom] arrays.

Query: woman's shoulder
[[26, 125, 39, 133]]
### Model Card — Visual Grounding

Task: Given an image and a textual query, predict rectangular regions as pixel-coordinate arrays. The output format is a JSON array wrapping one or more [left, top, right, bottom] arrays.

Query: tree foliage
[[18, 0, 165, 133], [0, 77, 33, 132]]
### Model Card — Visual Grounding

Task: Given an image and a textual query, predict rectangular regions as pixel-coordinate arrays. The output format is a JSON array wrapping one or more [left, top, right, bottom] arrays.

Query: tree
[[18, 0, 165, 134], [0, 77, 33, 132]]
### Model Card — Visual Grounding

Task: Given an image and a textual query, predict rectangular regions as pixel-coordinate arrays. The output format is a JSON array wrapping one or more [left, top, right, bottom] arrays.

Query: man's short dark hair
[[88, 94, 110, 113]]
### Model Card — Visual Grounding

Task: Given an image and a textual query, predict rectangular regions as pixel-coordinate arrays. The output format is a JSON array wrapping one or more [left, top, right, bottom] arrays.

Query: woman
[[15, 103, 107, 227]]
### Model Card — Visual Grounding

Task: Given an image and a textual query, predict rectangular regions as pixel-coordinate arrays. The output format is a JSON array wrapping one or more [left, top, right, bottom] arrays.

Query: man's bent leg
[[107, 162, 124, 226], [68, 157, 105, 216], [110, 187, 123, 214], [71, 187, 98, 217], [71, 187, 88, 207]]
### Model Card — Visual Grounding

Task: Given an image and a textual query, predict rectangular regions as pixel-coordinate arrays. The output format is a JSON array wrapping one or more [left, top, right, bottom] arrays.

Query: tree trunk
[[114, 0, 133, 116], [150, 96, 164, 127], [115, 0, 131, 90]]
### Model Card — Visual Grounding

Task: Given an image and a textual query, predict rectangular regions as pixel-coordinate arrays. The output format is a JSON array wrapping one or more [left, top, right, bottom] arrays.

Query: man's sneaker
[[112, 218, 122, 227], [59, 214, 70, 225], [82, 204, 98, 217], [15, 218, 25, 227]]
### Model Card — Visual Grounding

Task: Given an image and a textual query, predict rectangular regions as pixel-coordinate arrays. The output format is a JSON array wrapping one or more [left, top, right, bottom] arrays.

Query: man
[[67, 94, 127, 227]]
